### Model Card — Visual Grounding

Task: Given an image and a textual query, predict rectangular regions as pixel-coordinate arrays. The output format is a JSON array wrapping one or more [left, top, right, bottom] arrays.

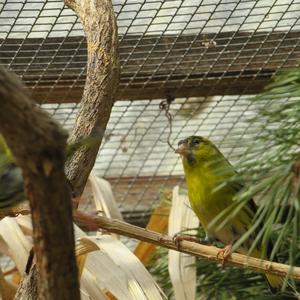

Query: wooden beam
[[28, 71, 271, 103], [1, 30, 300, 102]]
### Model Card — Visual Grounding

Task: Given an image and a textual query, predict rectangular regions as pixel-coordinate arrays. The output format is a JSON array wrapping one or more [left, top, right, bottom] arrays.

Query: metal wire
[[43, 96, 267, 216], [1, 0, 300, 223]]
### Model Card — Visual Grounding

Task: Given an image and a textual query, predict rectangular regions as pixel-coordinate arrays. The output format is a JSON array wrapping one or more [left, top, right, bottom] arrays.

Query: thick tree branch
[[74, 213, 300, 281], [64, 0, 120, 196], [0, 67, 80, 299], [5, 0, 119, 297], [14, 265, 38, 300]]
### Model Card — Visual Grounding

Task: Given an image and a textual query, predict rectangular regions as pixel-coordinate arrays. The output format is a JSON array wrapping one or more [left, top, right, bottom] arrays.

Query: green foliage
[[149, 69, 300, 299], [149, 228, 300, 299], [147, 247, 174, 299], [212, 69, 300, 265]]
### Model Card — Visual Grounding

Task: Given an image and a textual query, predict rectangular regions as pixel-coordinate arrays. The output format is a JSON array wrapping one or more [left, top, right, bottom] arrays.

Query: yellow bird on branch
[[175, 135, 299, 298]]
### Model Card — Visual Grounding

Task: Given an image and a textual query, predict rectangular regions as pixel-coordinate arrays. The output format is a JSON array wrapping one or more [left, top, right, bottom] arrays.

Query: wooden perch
[[64, 0, 120, 196], [74, 213, 300, 281], [0, 67, 80, 299]]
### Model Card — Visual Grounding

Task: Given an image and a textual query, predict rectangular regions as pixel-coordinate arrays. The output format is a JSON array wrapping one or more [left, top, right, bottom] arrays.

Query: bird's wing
[[227, 175, 276, 257], [0, 163, 24, 208], [225, 168, 258, 216]]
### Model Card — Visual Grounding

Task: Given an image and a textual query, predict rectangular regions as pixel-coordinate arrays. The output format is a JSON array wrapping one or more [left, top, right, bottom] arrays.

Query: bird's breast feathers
[[186, 168, 254, 247], [186, 168, 232, 229]]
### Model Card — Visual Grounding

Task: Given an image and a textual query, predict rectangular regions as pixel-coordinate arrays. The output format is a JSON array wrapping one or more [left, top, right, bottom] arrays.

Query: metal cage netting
[[1, 0, 300, 220]]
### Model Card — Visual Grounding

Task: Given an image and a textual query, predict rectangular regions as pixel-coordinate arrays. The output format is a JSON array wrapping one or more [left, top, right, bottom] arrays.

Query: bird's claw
[[200, 236, 214, 245], [217, 244, 232, 265]]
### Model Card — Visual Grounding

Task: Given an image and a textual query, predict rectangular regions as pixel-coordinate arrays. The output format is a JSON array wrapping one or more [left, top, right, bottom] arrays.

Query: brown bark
[[14, 266, 38, 300], [10, 0, 119, 297], [0, 67, 80, 299], [64, 0, 120, 196]]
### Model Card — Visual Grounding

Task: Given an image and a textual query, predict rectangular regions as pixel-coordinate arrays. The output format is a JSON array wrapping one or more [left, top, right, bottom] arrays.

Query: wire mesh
[[1, 0, 300, 103], [1, 0, 300, 222], [43, 95, 258, 218]]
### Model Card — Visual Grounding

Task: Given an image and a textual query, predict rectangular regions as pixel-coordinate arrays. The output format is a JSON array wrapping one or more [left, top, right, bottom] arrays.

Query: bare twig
[[74, 212, 300, 281], [159, 96, 176, 151], [0, 266, 17, 300]]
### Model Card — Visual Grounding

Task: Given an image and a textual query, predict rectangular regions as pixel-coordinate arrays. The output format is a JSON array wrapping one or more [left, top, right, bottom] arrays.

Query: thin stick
[[74, 212, 300, 281]]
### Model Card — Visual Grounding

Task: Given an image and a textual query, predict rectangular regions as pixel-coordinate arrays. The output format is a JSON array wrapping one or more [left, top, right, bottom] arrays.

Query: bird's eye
[[178, 139, 185, 146], [193, 139, 200, 145]]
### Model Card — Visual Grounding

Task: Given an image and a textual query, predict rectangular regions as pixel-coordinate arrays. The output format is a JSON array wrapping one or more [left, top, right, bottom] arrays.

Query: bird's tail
[[265, 273, 300, 299]]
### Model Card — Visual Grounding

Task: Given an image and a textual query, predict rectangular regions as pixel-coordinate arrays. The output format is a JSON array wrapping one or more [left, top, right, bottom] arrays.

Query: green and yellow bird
[[175, 135, 298, 297]]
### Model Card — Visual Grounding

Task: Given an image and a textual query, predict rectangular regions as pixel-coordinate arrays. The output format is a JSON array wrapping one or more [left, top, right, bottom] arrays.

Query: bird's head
[[175, 136, 220, 167]]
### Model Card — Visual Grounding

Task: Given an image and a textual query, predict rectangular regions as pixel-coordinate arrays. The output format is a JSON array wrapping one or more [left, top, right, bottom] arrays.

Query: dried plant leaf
[[0, 217, 31, 272], [104, 289, 118, 300], [134, 199, 170, 265], [88, 172, 123, 220], [80, 270, 108, 300], [74, 225, 165, 299], [76, 254, 87, 279], [12, 271, 21, 285], [76, 237, 99, 278], [81, 235, 166, 300], [76, 237, 99, 256], [0, 215, 164, 300], [79, 238, 135, 299], [15, 214, 32, 236], [0, 267, 17, 300], [168, 186, 199, 300], [0, 236, 10, 257]]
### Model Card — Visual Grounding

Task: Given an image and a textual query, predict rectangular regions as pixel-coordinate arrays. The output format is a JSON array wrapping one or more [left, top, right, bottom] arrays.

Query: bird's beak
[[175, 143, 190, 156]]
